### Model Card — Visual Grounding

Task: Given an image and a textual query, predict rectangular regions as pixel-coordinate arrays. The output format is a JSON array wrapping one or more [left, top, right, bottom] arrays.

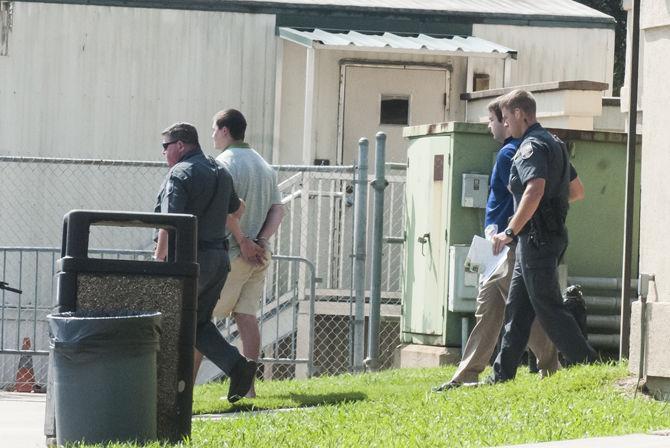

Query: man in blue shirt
[[434, 99, 559, 390]]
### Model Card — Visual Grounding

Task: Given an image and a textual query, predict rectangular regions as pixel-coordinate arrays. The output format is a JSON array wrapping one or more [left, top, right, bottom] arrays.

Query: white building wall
[[628, 0, 670, 393], [0, 3, 277, 160], [472, 24, 615, 95], [278, 42, 474, 165], [638, 7, 670, 301]]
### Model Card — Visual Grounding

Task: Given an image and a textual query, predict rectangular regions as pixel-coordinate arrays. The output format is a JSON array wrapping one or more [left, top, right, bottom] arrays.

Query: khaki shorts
[[213, 250, 271, 318]]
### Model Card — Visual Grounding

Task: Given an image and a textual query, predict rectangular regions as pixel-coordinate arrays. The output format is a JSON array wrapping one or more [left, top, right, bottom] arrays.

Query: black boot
[[227, 357, 258, 403]]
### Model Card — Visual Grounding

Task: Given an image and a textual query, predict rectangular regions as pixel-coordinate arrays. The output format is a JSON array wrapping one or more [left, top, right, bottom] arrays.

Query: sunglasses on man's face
[[162, 140, 179, 151]]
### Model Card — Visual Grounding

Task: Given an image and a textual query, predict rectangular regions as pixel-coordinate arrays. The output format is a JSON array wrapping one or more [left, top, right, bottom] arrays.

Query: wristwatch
[[504, 227, 515, 239]]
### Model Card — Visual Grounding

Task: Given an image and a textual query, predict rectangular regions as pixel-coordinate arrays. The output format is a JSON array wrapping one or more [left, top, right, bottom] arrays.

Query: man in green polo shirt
[[211, 109, 284, 398]]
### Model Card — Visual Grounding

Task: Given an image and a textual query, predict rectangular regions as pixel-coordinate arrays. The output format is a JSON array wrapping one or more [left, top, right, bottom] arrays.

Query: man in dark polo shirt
[[154, 122, 256, 403], [490, 90, 597, 383]]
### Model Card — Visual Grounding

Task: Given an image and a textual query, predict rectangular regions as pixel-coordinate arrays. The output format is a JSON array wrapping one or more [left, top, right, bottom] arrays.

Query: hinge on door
[[441, 305, 445, 317], [443, 93, 448, 106], [444, 228, 448, 242]]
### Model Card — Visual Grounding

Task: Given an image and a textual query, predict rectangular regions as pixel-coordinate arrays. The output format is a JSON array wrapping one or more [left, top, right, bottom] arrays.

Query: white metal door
[[340, 65, 449, 165]]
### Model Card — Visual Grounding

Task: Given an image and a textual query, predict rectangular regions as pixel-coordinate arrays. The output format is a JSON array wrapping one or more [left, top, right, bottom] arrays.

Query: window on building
[[473, 73, 490, 92], [380, 96, 409, 125]]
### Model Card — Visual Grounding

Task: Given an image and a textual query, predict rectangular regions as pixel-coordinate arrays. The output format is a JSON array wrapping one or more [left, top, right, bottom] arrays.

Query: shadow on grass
[[208, 391, 368, 414], [288, 391, 367, 407]]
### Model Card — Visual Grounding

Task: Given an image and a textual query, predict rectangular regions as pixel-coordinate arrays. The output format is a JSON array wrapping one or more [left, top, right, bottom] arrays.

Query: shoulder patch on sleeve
[[520, 144, 534, 159]]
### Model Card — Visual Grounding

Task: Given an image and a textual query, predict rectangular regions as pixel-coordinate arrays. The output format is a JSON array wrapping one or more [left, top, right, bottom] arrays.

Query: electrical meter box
[[448, 245, 479, 313], [461, 173, 489, 208]]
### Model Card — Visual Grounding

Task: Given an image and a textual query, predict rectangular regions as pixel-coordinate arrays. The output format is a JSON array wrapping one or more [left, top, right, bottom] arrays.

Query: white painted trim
[[302, 46, 316, 164], [272, 38, 284, 165], [336, 62, 347, 165]]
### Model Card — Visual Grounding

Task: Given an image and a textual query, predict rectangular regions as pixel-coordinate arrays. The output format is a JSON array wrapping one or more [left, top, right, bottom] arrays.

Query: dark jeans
[[493, 233, 598, 382], [195, 248, 242, 375]]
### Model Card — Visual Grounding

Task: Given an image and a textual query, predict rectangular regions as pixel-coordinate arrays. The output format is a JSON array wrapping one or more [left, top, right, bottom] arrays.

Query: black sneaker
[[432, 381, 462, 392], [227, 358, 258, 403]]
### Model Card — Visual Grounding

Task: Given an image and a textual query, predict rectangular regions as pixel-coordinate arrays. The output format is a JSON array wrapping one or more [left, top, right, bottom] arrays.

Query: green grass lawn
[[88, 362, 670, 447]]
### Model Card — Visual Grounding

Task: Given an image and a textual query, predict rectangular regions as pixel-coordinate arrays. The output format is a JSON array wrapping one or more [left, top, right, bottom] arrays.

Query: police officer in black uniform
[[490, 90, 597, 382], [154, 122, 256, 402]]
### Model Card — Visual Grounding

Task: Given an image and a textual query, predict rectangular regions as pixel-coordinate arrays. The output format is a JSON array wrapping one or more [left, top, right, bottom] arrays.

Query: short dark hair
[[162, 122, 199, 146], [499, 89, 537, 117], [213, 109, 247, 140], [487, 98, 503, 123]]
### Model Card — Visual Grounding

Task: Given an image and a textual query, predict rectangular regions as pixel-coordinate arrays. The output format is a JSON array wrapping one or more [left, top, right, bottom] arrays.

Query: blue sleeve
[[496, 146, 514, 186]]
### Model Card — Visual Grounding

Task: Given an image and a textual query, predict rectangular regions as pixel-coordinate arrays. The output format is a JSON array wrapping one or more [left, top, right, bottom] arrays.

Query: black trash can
[[48, 310, 162, 446]]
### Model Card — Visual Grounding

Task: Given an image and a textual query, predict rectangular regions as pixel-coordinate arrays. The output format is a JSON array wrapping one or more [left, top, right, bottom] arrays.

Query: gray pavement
[[495, 431, 670, 447], [1, 391, 46, 448], [3, 391, 670, 447]]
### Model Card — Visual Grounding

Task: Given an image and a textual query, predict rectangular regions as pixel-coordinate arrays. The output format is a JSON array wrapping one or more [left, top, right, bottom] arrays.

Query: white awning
[[278, 27, 517, 59]]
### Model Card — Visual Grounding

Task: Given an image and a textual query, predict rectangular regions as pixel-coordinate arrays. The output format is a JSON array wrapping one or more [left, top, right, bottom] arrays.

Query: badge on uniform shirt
[[519, 144, 534, 159]]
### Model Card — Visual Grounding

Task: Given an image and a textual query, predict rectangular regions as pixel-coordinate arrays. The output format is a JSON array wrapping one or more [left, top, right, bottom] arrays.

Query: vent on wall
[[1, 1, 13, 57], [473, 73, 490, 92], [380, 95, 409, 125]]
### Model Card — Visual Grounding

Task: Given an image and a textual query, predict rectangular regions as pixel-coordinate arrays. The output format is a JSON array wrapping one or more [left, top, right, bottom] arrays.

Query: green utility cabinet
[[402, 122, 497, 347]]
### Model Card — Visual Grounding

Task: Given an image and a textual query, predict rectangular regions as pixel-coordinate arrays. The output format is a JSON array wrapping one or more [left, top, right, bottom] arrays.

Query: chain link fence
[[0, 155, 406, 391]]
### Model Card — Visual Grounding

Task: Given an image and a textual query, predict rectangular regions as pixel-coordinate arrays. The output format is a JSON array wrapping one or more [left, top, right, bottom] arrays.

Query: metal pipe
[[567, 276, 637, 290], [586, 315, 621, 332], [634, 273, 654, 396], [272, 254, 317, 377], [588, 334, 620, 350], [352, 138, 369, 373], [584, 296, 621, 313], [461, 317, 470, 354], [385, 162, 407, 171], [365, 132, 387, 372], [273, 164, 355, 173], [638, 279, 648, 383], [621, 0, 641, 360]]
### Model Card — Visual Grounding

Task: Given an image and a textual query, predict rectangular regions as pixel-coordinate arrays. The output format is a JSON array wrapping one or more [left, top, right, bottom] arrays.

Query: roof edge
[[13, 0, 617, 28], [460, 80, 610, 101]]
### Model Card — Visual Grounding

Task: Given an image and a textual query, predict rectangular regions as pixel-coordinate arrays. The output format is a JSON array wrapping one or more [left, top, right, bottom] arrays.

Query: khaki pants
[[451, 244, 560, 383]]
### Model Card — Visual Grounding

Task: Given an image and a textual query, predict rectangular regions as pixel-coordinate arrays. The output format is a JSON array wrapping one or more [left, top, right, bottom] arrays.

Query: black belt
[[198, 239, 229, 251]]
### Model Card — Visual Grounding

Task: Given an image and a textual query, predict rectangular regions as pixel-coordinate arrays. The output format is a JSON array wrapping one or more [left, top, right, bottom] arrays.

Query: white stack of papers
[[464, 235, 509, 285]]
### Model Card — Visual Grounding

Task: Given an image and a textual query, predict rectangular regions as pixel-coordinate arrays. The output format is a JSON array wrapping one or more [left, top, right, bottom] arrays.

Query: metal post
[[461, 317, 470, 356], [620, 0, 641, 360], [365, 132, 387, 372], [352, 138, 369, 372]]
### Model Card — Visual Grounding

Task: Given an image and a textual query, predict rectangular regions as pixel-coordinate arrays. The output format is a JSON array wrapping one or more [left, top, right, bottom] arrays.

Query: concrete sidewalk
[[0, 391, 46, 448], [3, 390, 670, 447], [495, 431, 670, 447]]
